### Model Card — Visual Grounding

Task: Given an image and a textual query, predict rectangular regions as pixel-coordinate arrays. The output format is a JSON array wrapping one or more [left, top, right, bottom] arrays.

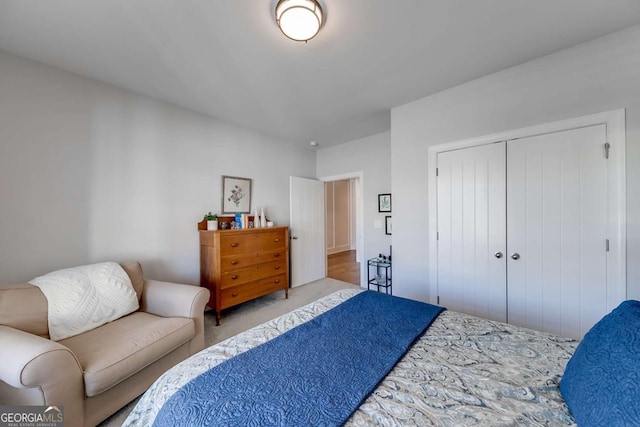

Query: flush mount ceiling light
[[275, 0, 323, 42]]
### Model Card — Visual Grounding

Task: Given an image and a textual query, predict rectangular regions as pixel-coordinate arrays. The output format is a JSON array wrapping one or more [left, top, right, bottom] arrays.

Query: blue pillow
[[559, 300, 640, 426]]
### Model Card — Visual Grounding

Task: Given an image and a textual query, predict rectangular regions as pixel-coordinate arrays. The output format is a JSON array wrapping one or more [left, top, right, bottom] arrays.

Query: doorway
[[320, 172, 365, 287], [325, 179, 360, 284]]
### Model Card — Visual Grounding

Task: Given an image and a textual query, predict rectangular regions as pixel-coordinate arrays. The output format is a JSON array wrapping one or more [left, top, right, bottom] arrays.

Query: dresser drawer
[[220, 260, 287, 288], [220, 273, 287, 309], [219, 231, 286, 255], [220, 249, 286, 272]]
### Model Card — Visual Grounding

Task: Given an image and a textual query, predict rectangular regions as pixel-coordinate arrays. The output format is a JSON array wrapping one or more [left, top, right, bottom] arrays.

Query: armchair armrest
[[0, 326, 84, 423], [141, 280, 209, 319], [140, 280, 210, 354]]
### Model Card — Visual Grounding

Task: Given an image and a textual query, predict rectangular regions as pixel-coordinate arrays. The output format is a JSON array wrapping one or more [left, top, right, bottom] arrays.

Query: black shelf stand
[[367, 258, 392, 294]]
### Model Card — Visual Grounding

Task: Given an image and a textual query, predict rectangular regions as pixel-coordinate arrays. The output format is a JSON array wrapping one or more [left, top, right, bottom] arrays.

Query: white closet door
[[507, 125, 608, 338], [437, 142, 507, 322]]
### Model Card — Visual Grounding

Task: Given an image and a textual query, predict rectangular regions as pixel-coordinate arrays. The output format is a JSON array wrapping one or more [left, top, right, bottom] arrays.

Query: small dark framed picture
[[222, 175, 252, 214], [385, 216, 392, 235], [378, 193, 391, 212]]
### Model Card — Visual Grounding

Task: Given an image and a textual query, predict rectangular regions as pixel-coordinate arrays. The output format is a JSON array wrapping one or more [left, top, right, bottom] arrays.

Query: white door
[[437, 142, 507, 322], [507, 125, 609, 338], [290, 176, 326, 287]]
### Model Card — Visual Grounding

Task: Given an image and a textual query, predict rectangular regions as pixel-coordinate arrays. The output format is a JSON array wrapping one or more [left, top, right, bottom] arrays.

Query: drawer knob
[[231, 275, 238, 280], [274, 279, 280, 284], [231, 242, 238, 248], [274, 238, 280, 242], [274, 253, 280, 258], [231, 260, 238, 265], [232, 292, 238, 297], [274, 265, 280, 270]]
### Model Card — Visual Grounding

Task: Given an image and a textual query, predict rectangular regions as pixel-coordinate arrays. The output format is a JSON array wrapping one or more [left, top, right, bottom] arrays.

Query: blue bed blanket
[[153, 291, 445, 427]]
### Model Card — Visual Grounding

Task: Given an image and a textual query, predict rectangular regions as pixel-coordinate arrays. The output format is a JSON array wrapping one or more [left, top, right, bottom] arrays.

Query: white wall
[[391, 25, 640, 302], [316, 132, 392, 266], [0, 50, 316, 284]]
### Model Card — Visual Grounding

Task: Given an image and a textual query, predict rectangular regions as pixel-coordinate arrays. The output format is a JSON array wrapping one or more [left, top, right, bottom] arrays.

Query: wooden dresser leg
[[216, 312, 221, 326]]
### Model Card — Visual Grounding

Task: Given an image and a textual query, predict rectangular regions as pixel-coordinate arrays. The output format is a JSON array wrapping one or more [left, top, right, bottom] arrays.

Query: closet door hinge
[[605, 142, 611, 159], [606, 239, 610, 252], [436, 168, 439, 177], [437, 231, 439, 240], [437, 296, 440, 305]]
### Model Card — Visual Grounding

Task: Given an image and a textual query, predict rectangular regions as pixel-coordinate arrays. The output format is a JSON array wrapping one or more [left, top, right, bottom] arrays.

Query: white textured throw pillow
[[29, 262, 139, 341]]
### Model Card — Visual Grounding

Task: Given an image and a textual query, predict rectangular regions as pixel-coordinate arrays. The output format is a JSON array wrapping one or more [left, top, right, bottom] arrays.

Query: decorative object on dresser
[[259, 206, 267, 228], [197, 220, 289, 325], [204, 211, 218, 230]]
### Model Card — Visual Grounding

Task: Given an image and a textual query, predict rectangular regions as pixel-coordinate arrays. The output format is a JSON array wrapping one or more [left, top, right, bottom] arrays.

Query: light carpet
[[98, 277, 360, 427]]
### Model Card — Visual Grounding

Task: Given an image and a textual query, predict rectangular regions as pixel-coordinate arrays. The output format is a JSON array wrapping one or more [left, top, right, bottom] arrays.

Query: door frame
[[319, 171, 365, 287], [428, 109, 626, 309]]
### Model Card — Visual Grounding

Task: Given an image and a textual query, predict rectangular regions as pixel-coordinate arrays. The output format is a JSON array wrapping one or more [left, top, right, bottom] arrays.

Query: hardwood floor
[[327, 250, 360, 285]]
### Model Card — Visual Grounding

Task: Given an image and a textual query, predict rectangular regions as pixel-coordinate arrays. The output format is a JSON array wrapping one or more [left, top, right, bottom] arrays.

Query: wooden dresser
[[198, 226, 289, 324]]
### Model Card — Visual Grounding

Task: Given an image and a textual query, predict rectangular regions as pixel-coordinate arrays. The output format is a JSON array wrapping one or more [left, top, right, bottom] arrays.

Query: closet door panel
[[437, 142, 506, 322], [507, 125, 608, 338]]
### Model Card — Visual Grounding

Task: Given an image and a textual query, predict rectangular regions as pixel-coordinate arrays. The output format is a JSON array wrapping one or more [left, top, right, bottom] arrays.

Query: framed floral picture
[[378, 193, 391, 212], [222, 176, 252, 214]]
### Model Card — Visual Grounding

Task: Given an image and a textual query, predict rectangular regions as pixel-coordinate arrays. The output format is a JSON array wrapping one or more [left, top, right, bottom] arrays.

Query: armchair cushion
[[120, 260, 144, 300], [0, 284, 48, 337], [60, 312, 194, 397]]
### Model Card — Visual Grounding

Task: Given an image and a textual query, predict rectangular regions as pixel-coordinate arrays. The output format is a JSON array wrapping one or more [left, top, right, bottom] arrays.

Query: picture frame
[[385, 216, 392, 235], [378, 193, 391, 212], [222, 176, 252, 214]]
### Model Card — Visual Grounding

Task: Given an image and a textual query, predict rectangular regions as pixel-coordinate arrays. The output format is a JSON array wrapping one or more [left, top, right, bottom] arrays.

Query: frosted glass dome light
[[276, 0, 323, 42]]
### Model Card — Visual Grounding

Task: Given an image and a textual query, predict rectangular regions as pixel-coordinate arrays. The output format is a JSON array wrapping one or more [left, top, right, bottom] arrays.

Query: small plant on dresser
[[204, 212, 218, 230]]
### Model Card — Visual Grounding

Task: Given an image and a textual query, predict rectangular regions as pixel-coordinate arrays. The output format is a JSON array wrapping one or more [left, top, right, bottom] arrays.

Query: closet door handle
[[494, 251, 503, 259], [511, 253, 520, 260]]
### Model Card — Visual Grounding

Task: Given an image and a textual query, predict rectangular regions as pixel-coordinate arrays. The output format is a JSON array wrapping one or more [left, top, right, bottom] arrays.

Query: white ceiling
[[1, 1, 640, 148]]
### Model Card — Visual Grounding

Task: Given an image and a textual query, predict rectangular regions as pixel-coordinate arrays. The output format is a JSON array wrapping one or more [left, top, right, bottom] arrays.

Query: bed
[[124, 288, 640, 426]]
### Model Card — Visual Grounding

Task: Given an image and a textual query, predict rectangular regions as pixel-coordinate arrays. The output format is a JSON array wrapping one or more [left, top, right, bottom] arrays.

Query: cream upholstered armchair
[[0, 261, 209, 427]]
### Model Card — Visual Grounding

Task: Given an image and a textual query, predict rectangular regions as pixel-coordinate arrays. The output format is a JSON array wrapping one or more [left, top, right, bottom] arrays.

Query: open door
[[289, 176, 326, 287]]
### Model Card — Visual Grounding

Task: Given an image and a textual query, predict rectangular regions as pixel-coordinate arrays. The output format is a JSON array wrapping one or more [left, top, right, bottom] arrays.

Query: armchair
[[0, 262, 209, 427]]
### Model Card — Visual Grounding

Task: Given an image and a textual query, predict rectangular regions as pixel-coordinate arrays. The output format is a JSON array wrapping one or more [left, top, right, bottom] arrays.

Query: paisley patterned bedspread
[[124, 289, 579, 426]]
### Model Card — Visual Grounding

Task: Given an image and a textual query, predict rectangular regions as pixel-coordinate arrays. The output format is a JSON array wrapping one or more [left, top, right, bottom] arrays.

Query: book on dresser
[[197, 221, 289, 325]]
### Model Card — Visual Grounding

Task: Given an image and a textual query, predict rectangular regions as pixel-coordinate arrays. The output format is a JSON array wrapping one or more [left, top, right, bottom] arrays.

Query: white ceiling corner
[[0, 0, 639, 148]]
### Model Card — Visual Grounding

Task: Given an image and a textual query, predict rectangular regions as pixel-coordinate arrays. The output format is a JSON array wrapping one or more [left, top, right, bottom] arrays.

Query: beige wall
[[0, 50, 316, 284]]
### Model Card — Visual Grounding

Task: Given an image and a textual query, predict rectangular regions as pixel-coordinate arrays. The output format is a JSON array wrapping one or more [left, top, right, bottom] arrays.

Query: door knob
[[511, 253, 520, 260], [291, 236, 299, 240], [494, 251, 503, 259]]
